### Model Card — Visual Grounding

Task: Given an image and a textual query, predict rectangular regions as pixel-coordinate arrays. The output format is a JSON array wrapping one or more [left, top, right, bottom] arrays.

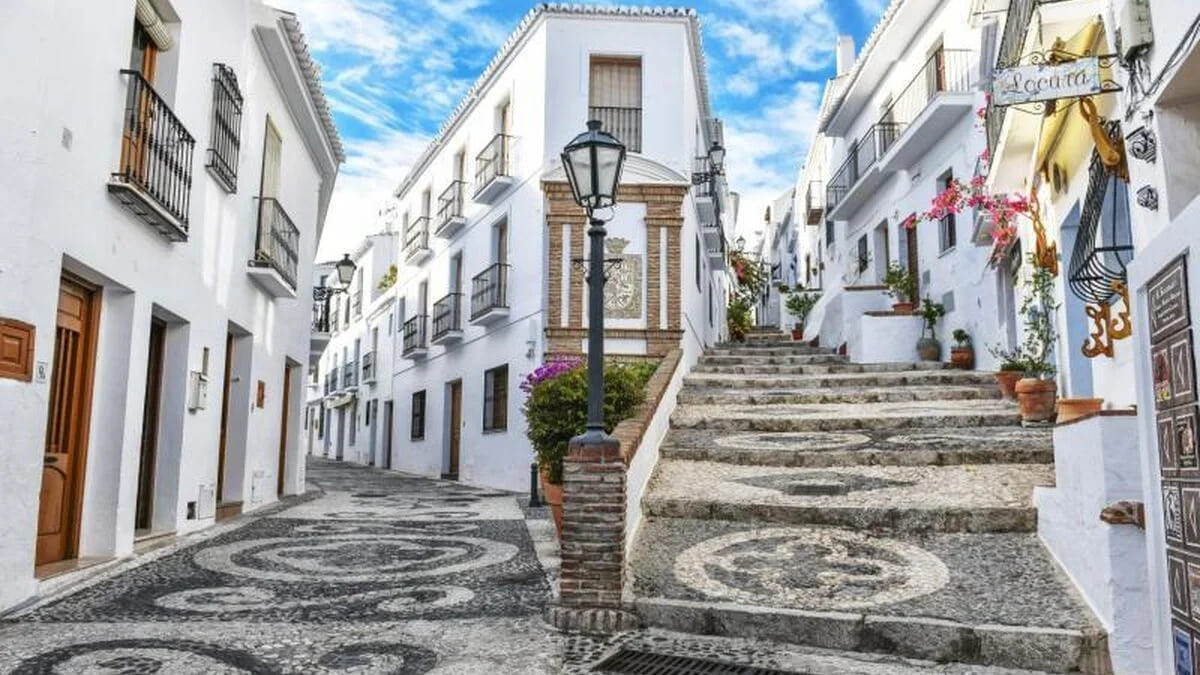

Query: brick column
[[546, 435, 639, 634]]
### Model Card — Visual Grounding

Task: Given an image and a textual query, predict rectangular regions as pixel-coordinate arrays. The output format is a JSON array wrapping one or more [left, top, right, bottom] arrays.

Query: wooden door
[[260, 118, 282, 199], [447, 382, 462, 480], [906, 226, 920, 306], [367, 399, 377, 466], [383, 401, 393, 470], [277, 365, 291, 496], [120, 22, 158, 184], [38, 277, 100, 566], [216, 333, 233, 503], [336, 408, 345, 460], [135, 319, 166, 532]]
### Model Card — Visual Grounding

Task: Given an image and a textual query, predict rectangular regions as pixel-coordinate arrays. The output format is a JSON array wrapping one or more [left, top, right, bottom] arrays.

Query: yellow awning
[[1034, 18, 1107, 184]]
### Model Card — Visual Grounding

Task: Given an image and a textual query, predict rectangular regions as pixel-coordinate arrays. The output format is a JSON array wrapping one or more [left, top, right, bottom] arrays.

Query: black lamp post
[[561, 120, 627, 439], [313, 254, 357, 306], [692, 141, 726, 252]]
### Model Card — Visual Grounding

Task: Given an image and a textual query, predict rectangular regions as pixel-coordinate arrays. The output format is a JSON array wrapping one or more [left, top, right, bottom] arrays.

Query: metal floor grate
[[592, 648, 804, 674]]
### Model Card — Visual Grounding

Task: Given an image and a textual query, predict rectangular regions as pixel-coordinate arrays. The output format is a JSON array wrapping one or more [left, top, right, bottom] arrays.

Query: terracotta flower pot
[[1057, 397, 1103, 424], [892, 301, 914, 314], [916, 337, 942, 362], [539, 468, 563, 536], [950, 347, 975, 370], [995, 370, 1024, 400], [1015, 378, 1058, 423], [791, 328, 804, 341]]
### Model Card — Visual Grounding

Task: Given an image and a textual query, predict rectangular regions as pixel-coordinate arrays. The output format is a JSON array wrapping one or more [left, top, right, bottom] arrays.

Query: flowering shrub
[[519, 356, 583, 393]]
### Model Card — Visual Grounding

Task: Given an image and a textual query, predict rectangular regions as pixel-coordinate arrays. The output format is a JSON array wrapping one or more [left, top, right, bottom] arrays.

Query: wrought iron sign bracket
[[1082, 280, 1133, 359]]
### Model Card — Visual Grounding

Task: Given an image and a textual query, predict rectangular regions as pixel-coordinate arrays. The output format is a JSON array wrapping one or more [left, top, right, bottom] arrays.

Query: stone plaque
[[1173, 557, 1191, 614], [602, 237, 642, 320], [1168, 484, 1186, 543], [1186, 488, 1200, 546], [1165, 413, 1181, 473], [1151, 257, 1191, 344], [1178, 625, 1195, 675], [1174, 332, 1198, 407], [1179, 408, 1200, 471]]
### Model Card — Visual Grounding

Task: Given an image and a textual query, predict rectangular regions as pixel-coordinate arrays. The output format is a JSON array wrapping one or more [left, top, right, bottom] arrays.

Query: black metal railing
[[589, 106, 641, 152], [114, 69, 196, 230], [312, 292, 330, 333], [405, 217, 430, 257], [475, 134, 512, 190], [252, 198, 300, 290], [805, 181, 824, 224], [361, 352, 375, 381], [437, 180, 466, 231], [403, 315, 428, 355], [1068, 121, 1134, 305], [342, 361, 357, 388], [326, 369, 339, 393], [878, 49, 974, 139], [207, 63, 243, 193], [432, 293, 463, 339], [826, 124, 900, 210], [987, 0, 1070, 153], [693, 156, 715, 198], [351, 286, 362, 317], [471, 263, 510, 320]]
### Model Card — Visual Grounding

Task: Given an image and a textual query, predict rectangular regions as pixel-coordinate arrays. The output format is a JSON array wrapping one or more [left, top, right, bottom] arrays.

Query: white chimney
[[836, 36, 856, 77]]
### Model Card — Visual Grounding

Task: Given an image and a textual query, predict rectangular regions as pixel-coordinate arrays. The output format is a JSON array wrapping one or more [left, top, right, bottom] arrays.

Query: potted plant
[[950, 329, 974, 369], [727, 297, 752, 342], [916, 299, 946, 361], [989, 345, 1027, 400], [1014, 262, 1059, 423], [1057, 396, 1104, 423], [785, 290, 820, 341], [883, 263, 917, 313]]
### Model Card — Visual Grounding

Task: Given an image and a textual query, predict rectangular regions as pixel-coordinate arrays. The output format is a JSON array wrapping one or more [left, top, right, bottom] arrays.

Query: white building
[[798, 0, 1009, 367], [756, 188, 799, 329], [309, 232, 400, 467], [0, 0, 340, 611], [382, 5, 732, 492]]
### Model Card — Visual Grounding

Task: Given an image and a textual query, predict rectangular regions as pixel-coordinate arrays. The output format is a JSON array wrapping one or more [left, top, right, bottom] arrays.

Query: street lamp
[[561, 119, 627, 439], [313, 253, 357, 303]]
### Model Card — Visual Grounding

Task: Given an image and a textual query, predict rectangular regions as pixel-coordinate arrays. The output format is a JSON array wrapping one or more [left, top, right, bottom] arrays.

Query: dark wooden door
[[38, 277, 99, 566], [383, 401, 393, 470], [216, 332, 233, 502], [277, 364, 291, 496], [447, 382, 462, 480], [906, 226, 920, 306], [135, 319, 166, 532]]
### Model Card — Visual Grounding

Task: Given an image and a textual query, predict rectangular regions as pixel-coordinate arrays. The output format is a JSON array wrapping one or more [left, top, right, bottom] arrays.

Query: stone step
[[670, 400, 1021, 432], [660, 427, 1053, 468], [683, 370, 999, 390], [643, 460, 1048, 533], [678, 385, 1000, 406], [715, 342, 826, 353], [692, 362, 951, 376], [630, 518, 1109, 673], [699, 354, 849, 366]]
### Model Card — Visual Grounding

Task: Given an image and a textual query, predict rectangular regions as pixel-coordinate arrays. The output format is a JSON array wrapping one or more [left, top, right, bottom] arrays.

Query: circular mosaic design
[[713, 432, 871, 451], [192, 534, 517, 583], [316, 642, 437, 673], [11, 639, 277, 674], [154, 584, 474, 615], [673, 527, 949, 610]]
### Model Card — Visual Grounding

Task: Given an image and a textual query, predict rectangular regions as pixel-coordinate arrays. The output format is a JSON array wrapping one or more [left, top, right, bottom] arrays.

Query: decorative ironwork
[[471, 263, 510, 320], [431, 293, 463, 340], [1127, 125, 1157, 163], [1029, 191, 1059, 276], [207, 63, 243, 193], [436, 180, 466, 233], [1137, 185, 1159, 210], [588, 105, 641, 153], [995, 51, 1123, 116], [474, 133, 512, 190], [1067, 120, 1134, 305], [402, 315, 428, 355], [251, 198, 300, 290], [826, 123, 899, 210], [1083, 280, 1133, 358], [404, 216, 430, 258]]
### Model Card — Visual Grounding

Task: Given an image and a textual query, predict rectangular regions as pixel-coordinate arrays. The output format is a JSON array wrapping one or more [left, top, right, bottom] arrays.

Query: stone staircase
[[629, 333, 1111, 673]]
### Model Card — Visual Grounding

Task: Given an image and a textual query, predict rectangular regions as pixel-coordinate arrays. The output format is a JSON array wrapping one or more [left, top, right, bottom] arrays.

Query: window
[[825, 219, 835, 246], [857, 235, 869, 274], [588, 56, 642, 152], [411, 391, 426, 440], [695, 235, 702, 290], [937, 169, 956, 253], [349, 400, 358, 445], [483, 365, 508, 432], [207, 64, 243, 193]]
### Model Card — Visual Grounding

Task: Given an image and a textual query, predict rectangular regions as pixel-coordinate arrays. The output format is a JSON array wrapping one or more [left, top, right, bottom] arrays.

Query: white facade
[[380, 6, 731, 492], [798, 0, 1009, 368], [0, 0, 340, 611]]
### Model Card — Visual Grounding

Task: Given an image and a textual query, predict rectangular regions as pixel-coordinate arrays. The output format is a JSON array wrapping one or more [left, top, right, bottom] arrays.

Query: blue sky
[[270, 0, 888, 259]]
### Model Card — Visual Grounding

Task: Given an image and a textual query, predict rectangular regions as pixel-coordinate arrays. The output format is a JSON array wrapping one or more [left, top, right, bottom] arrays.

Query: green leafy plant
[[1019, 260, 1059, 379], [727, 297, 753, 341], [919, 299, 946, 338], [988, 344, 1027, 371], [785, 290, 821, 333], [952, 328, 971, 348], [522, 360, 652, 484], [883, 264, 917, 303], [377, 264, 398, 291]]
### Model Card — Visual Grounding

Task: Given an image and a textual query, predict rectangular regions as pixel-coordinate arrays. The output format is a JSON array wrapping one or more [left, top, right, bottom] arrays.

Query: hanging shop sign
[[993, 57, 1104, 106]]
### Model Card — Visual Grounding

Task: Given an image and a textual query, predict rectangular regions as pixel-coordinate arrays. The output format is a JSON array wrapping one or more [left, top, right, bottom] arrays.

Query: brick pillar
[[546, 435, 639, 634]]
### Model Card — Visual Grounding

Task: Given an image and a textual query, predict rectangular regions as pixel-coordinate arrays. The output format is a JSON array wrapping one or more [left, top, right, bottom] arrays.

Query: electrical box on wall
[[1117, 0, 1154, 62], [188, 371, 208, 410]]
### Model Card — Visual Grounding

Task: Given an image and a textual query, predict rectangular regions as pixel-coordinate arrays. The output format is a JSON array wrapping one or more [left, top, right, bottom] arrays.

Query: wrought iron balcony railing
[[436, 180, 466, 232], [111, 69, 196, 240], [432, 293, 463, 340], [403, 315, 428, 355], [312, 292, 331, 333], [251, 198, 300, 290], [405, 217, 430, 257], [361, 352, 375, 382], [342, 361, 357, 388], [471, 263, 510, 321], [826, 123, 900, 210], [474, 133, 513, 192], [878, 49, 974, 137], [693, 156, 715, 199], [805, 181, 824, 225], [588, 105, 641, 153]]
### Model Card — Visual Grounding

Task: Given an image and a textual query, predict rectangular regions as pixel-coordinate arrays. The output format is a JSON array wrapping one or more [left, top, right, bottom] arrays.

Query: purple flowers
[[520, 357, 584, 393]]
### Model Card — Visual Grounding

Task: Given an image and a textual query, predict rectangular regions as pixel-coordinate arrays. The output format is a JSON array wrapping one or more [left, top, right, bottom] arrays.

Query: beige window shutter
[[135, 0, 175, 51], [589, 58, 642, 108]]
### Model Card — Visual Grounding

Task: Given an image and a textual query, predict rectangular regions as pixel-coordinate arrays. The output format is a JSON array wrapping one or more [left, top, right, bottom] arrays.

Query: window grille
[[207, 63, 243, 193]]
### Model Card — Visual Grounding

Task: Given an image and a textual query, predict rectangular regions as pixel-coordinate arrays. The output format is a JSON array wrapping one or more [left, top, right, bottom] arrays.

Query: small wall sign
[[992, 57, 1103, 107]]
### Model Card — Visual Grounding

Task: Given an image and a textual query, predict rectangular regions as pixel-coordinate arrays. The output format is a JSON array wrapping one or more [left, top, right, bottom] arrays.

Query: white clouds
[[856, 0, 892, 20], [707, 0, 837, 99]]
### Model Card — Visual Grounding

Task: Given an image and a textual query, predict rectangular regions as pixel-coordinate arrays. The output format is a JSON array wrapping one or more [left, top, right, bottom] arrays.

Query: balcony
[[805, 181, 824, 225], [707, 237, 728, 271], [589, 105, 641, 153], [431, 293, 464, 345], [342, 360, 357, 389], [402, 315, 429, 359], [361, 352, 376, 384], [435, 180, 467, 238], [108, 69, 195, 242], [825, 124, 899, 221], [474, 134, 515, 204], [310, 292, 331, 362], [248, 198, 300, 298], [470, 263, 510, 324], [404, 217, 431, 263], [324, 370, 339, 396], [877, 49, 976, 173]]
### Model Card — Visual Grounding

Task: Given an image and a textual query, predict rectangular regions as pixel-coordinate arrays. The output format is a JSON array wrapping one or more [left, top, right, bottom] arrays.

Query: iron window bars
[[471, 263, 510, 320], [588, 105, 641, 153], [436, 180, 466, 230], [432, 293, 463, 339], [474, 134, 512, 192], [207, 63, 243, 193], [403, 315, 428, 355], [1067, 121, 1134, 305]]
